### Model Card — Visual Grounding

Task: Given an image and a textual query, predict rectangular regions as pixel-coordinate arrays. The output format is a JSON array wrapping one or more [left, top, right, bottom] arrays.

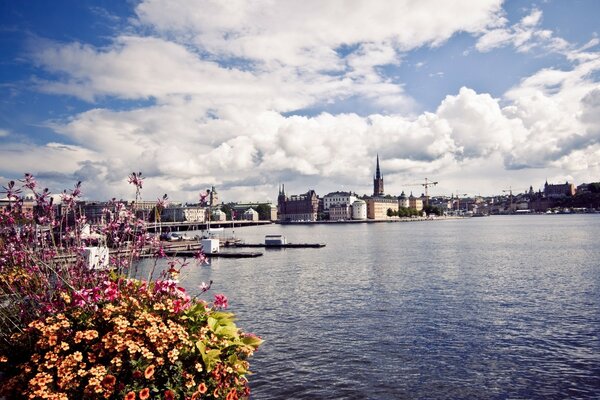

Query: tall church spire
[[373, 153, 384, 196]]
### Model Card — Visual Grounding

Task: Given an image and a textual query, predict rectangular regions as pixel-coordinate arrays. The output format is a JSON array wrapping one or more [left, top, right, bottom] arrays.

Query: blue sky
[[1, 0, 599, 202]]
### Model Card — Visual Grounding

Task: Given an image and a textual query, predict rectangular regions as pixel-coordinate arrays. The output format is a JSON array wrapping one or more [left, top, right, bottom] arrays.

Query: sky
[[1, 0, 600, 203]]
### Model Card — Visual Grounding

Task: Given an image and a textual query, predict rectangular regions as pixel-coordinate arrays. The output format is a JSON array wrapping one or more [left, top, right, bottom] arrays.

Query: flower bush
[[0, 174, 262, 399]]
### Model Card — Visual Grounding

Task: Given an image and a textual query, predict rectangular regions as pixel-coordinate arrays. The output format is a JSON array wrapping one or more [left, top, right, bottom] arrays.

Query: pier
[[146, 220, 272, 233], [227, 243, 326, 248]]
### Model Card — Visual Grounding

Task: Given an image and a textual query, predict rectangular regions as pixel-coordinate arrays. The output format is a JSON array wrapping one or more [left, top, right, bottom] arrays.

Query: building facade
[[544, 181, 576, 198], [329, 203, 351, 221], [242, 208, 259, 221], [366, 197, 398, 219], [398, 191, 410, 208], [322, 191, 358, 211], [408, 193, 423, 211], [277, 185, 319, 222]]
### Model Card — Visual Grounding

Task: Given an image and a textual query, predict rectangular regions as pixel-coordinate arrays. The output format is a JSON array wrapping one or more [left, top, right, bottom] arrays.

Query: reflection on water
[[137, 215, 600, 399]]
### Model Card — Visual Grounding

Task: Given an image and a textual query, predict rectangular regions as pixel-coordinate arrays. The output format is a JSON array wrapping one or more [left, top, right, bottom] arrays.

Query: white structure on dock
[[201, 238, 220, 254]]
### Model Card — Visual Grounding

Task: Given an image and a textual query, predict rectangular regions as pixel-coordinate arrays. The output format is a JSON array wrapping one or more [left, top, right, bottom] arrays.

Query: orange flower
[[197, 383, 207, 394], [101, 374, 116, 387], [164, 389, 175, 400], [139, 388, 150, 400], [226, 389, 238, 400], [125, 391, 136, 400], [144, 365, 155, 379]]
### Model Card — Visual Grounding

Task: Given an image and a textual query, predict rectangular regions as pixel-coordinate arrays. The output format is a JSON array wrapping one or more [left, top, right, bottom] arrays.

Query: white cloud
[[5, 0, 600, 200], [135, 0, 504, 62], [29, 0, 505, 116], [475, 8, 569, 54]]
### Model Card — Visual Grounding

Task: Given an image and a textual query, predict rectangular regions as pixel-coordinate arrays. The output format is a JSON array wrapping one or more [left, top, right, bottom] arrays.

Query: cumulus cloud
[[4, 0, 600, 200]]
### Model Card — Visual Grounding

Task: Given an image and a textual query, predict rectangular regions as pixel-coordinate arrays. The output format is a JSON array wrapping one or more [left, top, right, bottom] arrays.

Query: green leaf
[[241, 335, 263, 348], [207, 316, 217, 331]]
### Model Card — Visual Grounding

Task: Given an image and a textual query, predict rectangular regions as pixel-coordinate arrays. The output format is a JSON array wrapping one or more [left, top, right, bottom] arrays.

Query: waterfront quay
[[279, 215, 465, 225], [145, 219, 272, 232], [147, 216, 464, 232]]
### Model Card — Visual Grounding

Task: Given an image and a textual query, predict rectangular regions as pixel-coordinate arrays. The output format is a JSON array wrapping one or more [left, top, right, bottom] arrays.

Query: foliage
[[0, 174, 262, 399], [422, 205, 442, 216], [254, 204, 272, 221], [220, 203, 234, 220], [0, 277, 261, 399]]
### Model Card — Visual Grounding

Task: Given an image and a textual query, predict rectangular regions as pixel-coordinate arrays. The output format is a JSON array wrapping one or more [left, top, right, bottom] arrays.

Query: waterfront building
[[242, 208, 259, 221], [277, 185, 319, 222], [544, 181, 576, 198], [323, 191, 358, 211], [182, 206, 207, 222], [211, 209, 227, 221], [366, 197, 398, 219], [329, 203, 351, 221], [408, 192, 423, 211], [352, 199, 367, 220], [373, 154, 384, 196], [232, 203, 277, 221], [398, 191, 410, 208], [161, 205, 206, 223]]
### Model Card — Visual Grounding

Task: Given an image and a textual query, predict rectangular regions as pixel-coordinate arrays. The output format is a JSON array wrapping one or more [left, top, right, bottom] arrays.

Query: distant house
[[211, 209, 227, 221], [232, 202, 277, 221], [242, 208, 259, 221]]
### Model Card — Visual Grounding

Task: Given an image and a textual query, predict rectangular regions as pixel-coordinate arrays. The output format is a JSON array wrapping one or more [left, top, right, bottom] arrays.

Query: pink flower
[[102, 281, 119, 301], [22, 173, 37, 190], [213, 294, 228, 309], [128, 172, 144, 190]]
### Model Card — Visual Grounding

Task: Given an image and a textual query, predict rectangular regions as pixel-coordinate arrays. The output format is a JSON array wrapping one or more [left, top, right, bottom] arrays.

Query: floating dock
[[227, 243, 326, 248], [163, 249, 263, 258]]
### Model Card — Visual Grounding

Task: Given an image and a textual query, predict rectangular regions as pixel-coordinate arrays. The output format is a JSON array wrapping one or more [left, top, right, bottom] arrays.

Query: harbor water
[[139, 215, 600, 399]]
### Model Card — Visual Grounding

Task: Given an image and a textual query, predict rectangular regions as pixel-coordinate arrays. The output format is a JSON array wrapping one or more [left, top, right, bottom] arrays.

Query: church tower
[[373, 154, 384, 196]]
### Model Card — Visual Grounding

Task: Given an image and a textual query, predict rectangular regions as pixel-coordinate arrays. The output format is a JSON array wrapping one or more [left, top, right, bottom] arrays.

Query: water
[[141, 215, 600, 399]]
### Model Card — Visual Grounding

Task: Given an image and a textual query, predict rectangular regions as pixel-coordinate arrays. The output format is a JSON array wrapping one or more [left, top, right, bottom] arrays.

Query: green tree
[[255, 203, 272, 220], [220, 203, 234, 220], [423, 205, 442, 216]]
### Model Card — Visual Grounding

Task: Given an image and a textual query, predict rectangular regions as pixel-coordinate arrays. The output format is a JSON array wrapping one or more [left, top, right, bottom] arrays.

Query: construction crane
[[402, 178, 439, 207], [502, 186, 514, 214]]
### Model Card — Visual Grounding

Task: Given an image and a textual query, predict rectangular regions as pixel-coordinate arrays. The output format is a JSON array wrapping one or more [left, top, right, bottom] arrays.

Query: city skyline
[[1, 1, 600, 203]]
